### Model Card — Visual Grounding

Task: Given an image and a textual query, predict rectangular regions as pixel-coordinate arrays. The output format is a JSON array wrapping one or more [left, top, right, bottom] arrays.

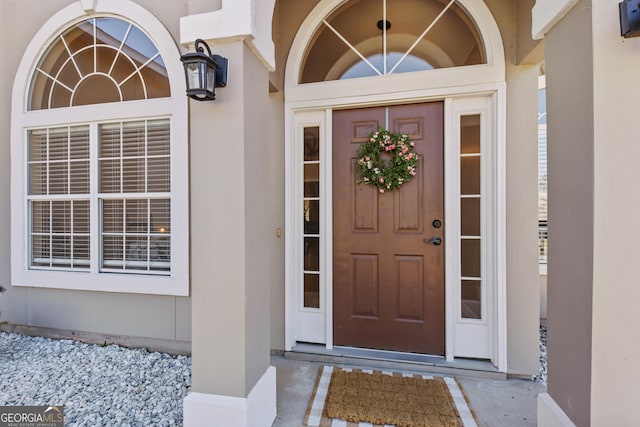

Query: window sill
[[11, 268, 188, 296]]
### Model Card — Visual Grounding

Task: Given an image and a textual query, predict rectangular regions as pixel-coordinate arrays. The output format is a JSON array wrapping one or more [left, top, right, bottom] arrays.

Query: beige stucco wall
[[270, 0, 318, 91], [542, 1, 640, 424], [545, 1, 594, 425], [590, 0, 640, 424], [0, 0, 10, 317], [187, 0, 222, 15], [189, 39, 276, 397], [487, 0, 541, 377], [516, 0, 545, 65], [504, 59, 541, 376], [268, 90, 286, 351], [241, 43, 275, 394], [188, 43, 247, 396], [0, 0, 192, 344]]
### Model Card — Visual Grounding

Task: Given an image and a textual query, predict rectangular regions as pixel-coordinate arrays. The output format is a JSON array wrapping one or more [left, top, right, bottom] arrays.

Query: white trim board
[[183, 366, 277, 427], [179, 0, 276, 71], [537, 393, 577, 427], [287, 91, 506, 368], [532, 0, 579, 40]]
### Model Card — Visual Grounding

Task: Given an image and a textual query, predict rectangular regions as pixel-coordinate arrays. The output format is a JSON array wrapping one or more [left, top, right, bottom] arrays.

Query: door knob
[[423, 237, 442, 245]]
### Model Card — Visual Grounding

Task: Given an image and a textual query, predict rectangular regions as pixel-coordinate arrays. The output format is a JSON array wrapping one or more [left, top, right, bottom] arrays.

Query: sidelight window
[[303, 126, 321, 309], [460, 114, 482, 320]]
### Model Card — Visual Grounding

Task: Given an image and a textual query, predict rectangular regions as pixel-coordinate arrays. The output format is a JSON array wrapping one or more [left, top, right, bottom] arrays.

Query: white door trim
[[285, 88, 507, 372], [446, 96, 501, 363], [283, 0, 508, 373]]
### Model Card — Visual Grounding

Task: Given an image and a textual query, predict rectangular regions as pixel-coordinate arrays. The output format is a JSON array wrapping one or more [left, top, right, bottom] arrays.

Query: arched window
[[30, 17, 170, 110], [300, 0, 486, 83], [12, 4, 188, 296]]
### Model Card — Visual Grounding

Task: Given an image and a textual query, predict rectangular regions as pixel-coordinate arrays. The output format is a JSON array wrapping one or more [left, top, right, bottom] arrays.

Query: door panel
[[333, 102, 444, 355], [351, 254, 379, 318]]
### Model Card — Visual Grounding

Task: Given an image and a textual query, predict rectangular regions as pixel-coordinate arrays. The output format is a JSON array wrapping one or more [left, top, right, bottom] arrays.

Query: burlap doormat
[[304, 366, 479, 427]]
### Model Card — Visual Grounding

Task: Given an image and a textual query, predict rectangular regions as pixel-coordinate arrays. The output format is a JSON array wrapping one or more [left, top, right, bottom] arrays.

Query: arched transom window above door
[[300, 0, 486, 83], [30, 17, 170, 110]]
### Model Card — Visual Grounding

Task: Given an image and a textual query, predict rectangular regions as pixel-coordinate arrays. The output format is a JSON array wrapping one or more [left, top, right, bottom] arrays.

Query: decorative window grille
[[30, 17, 170, 110], [300, 0, 486, 83]]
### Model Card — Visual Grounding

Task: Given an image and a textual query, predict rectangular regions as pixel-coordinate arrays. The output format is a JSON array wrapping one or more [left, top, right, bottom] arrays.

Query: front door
[[333, 102, 445, 355]]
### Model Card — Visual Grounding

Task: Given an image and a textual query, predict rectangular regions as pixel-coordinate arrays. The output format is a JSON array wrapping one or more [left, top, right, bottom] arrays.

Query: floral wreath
[[356, 128, 418, 193]]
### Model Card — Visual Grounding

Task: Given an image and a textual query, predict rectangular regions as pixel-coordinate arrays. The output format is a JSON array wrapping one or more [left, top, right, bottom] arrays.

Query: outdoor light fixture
[[620, 0, 640, 38], [180, 39, 228, 101]]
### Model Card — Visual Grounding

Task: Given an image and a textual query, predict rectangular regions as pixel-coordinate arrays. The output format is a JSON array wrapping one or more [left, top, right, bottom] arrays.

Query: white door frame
[[283, 0, 507, 372]]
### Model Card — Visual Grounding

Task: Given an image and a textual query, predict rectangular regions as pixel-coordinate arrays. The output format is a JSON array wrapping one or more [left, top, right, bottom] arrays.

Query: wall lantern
[[180, 39, 228, 101], [620, 0, 640, 38]]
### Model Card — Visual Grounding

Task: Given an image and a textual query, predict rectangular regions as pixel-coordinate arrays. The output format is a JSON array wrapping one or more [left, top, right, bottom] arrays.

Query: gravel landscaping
[[0, 332, 191, 426], [538, 323, 547, 385], [0, 325, 548, 425]]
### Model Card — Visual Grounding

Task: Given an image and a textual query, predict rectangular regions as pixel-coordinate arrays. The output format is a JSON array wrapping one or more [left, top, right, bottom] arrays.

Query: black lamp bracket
[[195, 39, 212, 56], [620, 0, 640, 38]]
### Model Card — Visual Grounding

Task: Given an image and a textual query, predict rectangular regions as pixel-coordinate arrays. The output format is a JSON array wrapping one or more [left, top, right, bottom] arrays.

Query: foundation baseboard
[[0, 323, 191, 355]]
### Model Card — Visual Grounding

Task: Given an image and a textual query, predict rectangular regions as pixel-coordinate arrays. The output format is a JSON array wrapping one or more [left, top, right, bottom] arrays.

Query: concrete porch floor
[[270, 355, 546, 427]]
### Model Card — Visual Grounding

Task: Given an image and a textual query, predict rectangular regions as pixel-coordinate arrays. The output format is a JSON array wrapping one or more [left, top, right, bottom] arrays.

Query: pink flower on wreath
[[407, 166, 412, 171], [365, 156, 370, 161], [379, 189, 385, 193], [379, 177, 384, 183], [410, 142, 415, 147]]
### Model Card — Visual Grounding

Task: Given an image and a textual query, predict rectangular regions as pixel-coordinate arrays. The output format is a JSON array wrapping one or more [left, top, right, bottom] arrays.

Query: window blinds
[[27, 119, 170, 273], [28, 126, 90, 268], [99, 119, 171, 272]]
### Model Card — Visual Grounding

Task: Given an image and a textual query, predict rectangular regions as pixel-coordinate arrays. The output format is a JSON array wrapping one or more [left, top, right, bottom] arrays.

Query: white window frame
[[10, 0, 189, 296], [447, 96, 498, 361]]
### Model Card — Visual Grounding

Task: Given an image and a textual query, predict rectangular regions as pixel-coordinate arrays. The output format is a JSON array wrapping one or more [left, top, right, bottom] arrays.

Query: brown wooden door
[[333, 102, 444, 355]]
